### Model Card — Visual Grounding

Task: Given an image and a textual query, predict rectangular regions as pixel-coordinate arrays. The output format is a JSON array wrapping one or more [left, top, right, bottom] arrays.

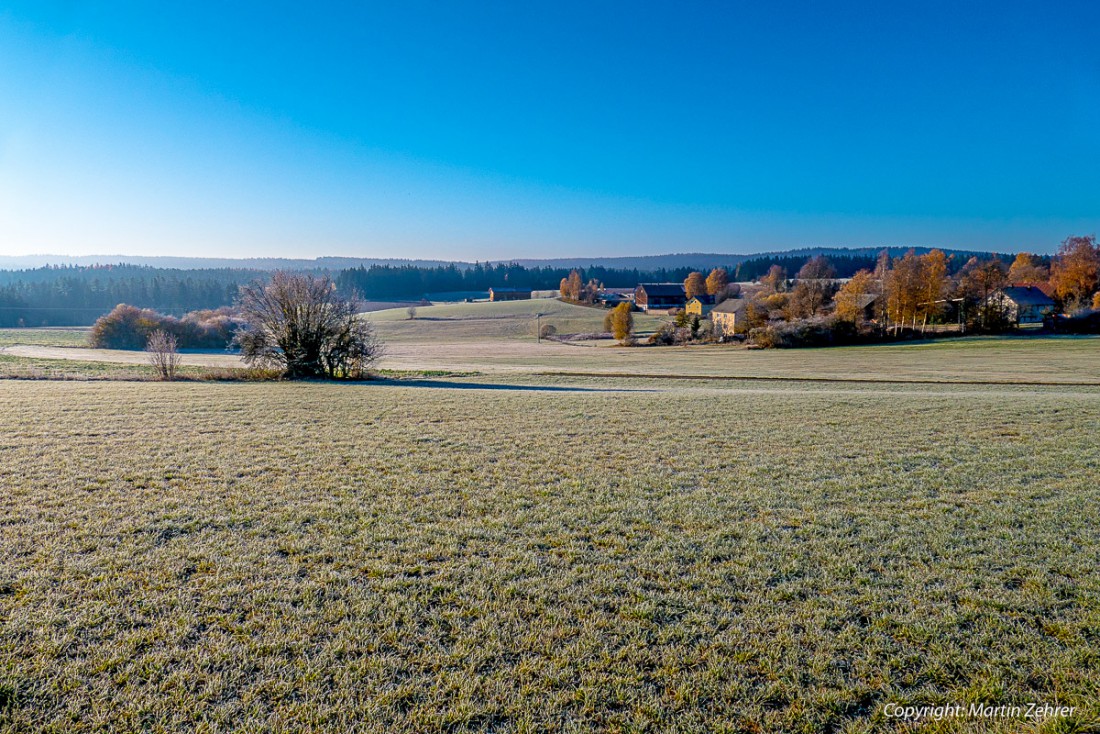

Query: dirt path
[[0, 345, 247, 368]]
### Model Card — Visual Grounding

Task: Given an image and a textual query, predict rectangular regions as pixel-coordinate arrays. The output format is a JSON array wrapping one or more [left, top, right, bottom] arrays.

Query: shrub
[[234, 272, 383, 379], [89, 304, 166, 350], [647, 323, 677, 345], [90, 305, 245, 350], [1049, 310, 1100, 334], [146, 330, 181, 381], [748, 317, 859, 348]]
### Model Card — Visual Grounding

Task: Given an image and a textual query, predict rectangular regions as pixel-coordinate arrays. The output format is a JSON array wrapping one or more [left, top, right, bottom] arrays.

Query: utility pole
[[536, 313, 542, 343]]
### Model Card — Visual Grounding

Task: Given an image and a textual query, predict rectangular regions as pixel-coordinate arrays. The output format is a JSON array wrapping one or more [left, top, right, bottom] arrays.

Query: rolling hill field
[[1, 376, 1098, 732], [365, 298, 667, 343], [1, 309, 1099, 731]]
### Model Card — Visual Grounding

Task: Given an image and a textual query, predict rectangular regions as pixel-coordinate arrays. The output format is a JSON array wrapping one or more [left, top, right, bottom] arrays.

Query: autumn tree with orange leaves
[[1007, 252, 1049, 284], [684, 271, 707, 300], [705, 268, 729, 296], [834, 269, 876, 324], [1051, 235, 1100, 310]]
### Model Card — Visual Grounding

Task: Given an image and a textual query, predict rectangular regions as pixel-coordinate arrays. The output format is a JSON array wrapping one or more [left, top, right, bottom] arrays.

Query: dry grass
[[373, 335, 1100, 385], [0, 328, 90, 349], [366, 299, 666, 343], [1, 378, 1099, 732], [5, 322, 1099, 387]]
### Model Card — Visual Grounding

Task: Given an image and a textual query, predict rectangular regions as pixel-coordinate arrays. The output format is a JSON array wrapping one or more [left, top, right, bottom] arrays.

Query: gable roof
[[711, 297, 748, 314], [685, 295, 715, 305], [637, 283, 686, 297], [1011, 281, 1055, 298], [999, 286, 1055, 307]]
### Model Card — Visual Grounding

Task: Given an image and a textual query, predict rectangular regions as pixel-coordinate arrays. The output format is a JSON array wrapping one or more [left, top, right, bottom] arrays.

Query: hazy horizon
[[2, 2, 1098, 259]]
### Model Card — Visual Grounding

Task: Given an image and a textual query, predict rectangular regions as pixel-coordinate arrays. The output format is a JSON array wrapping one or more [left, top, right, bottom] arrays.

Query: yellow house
[[710, 298, 748, 337], [684, 296, 714, 316]]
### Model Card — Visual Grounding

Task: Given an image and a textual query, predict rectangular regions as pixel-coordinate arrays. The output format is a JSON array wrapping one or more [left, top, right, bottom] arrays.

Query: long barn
[[634, 283, 686, 313]]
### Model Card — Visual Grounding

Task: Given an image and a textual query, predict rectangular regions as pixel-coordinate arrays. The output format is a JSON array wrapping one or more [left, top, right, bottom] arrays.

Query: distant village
[[486, 236, 1100, 347]]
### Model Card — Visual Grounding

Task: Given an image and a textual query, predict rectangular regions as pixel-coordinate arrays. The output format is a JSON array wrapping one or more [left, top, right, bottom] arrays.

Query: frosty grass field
[[0, 307, 1098, 732]]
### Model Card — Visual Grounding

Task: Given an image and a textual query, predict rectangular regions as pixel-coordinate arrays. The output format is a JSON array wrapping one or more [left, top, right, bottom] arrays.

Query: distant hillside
[[0, 246, 1014, 273], [0, 254, 456, 270], [1, 246, 1025, 327], [495, 246, 1014, 271]]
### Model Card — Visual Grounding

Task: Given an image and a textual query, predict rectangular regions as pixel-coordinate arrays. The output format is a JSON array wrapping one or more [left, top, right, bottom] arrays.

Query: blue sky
[[1, 1, 1097, 259]]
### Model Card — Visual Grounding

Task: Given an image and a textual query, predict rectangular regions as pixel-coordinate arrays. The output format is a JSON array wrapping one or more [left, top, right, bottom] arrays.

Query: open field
[[365, 299, 667, 343], [1, 376, 1099, 733], [7, 337, 1100, 385], [374, 335, 1100, 384], [0, 328, 90, 349], [0, 345, 244, 369], [4, 318, 1099, 386]]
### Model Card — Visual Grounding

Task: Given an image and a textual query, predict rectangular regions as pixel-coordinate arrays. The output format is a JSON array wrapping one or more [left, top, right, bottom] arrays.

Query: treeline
[[734, 254, 879, 281], [334, 263, 721, 299], [741, 236, 1100, 346], [0, 247, 1062, 328], [0, 265, 251, 327], [733, 248, 1023, 281]]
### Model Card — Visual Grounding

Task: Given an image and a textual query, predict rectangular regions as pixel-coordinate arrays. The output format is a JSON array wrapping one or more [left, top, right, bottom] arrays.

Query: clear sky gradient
[[1, 1, 1097, 259]]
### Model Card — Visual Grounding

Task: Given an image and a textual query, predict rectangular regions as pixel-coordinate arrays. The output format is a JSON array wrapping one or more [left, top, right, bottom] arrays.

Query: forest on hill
[[0, 247, 1023, 327]]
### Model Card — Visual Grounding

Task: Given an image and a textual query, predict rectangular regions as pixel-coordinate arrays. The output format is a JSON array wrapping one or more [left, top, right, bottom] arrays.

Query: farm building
[[684, 295, 715, 316], [987, 286, 1056, 325], [597, 288, 636, 306], [854, 293, 879, 321], [710, 298, 749, 337], [635, 283, 686, 313], [488, 287, 532, 302]]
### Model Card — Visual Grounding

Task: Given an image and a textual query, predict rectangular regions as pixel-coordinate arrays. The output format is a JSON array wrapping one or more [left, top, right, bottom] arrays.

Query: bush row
[[89, 304, 245, 350], [748, 317, 863, 348]]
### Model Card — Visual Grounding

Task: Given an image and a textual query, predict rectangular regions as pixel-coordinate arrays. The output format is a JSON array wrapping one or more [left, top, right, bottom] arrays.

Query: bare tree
[[234, 272, 383, 379], [406, 306, 417, 320], [146, 329, 181, 381], [789, 256, 837, 318], [959, 257, 1009, 330]]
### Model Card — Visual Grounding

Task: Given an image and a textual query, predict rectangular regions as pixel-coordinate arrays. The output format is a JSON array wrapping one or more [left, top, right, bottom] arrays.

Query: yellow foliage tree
[[834, 269, 876, 323], [1007, 252, 1049, 284], [684, 271, 706, 300], [610, 302, 634, 342], [705, 268, 729, 296], [1051, 236, 1100, 309], [760, 265, 787, 293], [918, 249, 949, 330], [559, 270, 584, 301]]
